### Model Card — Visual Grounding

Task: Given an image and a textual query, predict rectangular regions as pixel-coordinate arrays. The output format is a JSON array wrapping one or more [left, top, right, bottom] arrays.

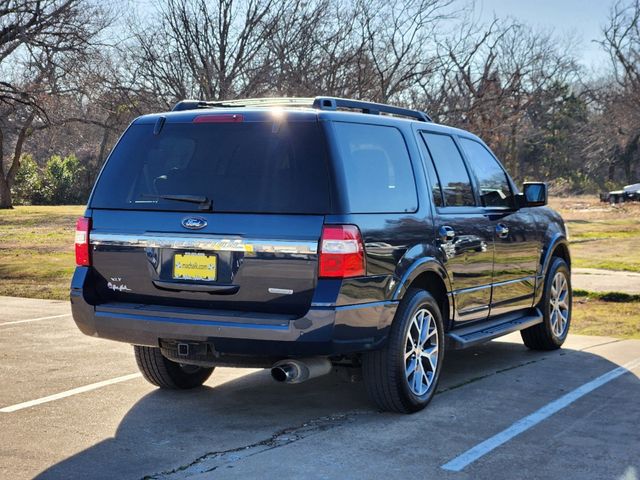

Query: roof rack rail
[[172, 97, 316, 112], [312, 97, 431, 122], [172, 96, 431, 122]]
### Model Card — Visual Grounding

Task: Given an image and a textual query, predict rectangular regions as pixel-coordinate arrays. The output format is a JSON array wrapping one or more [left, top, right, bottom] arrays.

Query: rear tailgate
[[90, 211, 322, 315], [85, 111, 332, 316]]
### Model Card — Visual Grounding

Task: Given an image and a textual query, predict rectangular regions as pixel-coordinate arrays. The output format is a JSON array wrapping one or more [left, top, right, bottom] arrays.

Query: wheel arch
[[541, 235, 571, 276], [535, 234, 571, 305], [392, 258, 453, 331], [550, 241, 571, 267]]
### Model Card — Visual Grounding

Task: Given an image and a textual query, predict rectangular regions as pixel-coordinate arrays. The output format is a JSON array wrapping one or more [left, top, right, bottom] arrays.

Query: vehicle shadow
[[33, 339, 623, 479]]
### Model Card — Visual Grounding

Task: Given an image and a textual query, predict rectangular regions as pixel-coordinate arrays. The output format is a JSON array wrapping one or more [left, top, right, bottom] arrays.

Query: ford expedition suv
[[71, 97, 572, 413]]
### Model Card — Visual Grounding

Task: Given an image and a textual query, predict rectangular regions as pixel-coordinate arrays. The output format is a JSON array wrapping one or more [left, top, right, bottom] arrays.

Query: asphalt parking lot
[[0, 296, 638, 480]]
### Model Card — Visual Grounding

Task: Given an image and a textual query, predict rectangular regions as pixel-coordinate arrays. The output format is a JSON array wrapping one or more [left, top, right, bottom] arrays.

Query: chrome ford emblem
[[181, 217, 207, 230]]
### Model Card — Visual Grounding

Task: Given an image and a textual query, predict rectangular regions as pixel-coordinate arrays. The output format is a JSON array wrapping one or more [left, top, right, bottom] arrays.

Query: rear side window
[[90, 121, 331, 214], [421, 133, 475, 207], [332, 123, 417, 213], [459, 138, 513, 208]]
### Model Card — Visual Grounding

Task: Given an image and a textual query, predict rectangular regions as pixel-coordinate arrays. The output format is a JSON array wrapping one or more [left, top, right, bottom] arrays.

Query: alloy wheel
[[549, 271, 570, 337], [404, 308, 439, 396]]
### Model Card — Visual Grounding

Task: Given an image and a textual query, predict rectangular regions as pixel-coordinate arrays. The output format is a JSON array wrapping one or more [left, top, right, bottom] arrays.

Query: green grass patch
[[574, 289, 640, 302]]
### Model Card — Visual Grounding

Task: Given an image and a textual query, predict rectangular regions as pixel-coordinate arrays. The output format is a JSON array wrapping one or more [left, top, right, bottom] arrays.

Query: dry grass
[[549, 196, 640, 272], [572, 297, 640, 339], [0, 205, 84, 299]]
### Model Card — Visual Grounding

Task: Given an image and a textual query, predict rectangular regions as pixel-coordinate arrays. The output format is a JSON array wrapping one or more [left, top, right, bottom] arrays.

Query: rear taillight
[[319, 225, 365, 278], [75, 217, 91, 266]]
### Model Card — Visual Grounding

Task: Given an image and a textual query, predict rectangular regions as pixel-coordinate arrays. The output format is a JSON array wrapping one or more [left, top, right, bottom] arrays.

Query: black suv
[[71, 97, 572, 413]]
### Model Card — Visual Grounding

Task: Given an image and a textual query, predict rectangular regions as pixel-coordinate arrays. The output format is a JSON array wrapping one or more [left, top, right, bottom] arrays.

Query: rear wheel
[[134, 345, 214, 389], [362, 288, 445, 413], [521, 257, 572, 350]]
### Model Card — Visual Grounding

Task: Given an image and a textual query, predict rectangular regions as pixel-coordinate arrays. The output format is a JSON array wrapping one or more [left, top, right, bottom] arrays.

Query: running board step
[[446, 308, 543, 350]]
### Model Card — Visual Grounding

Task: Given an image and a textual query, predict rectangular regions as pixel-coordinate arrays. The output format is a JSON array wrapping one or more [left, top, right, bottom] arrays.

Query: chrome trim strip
[[458, 304, 490, 314], [309, 300, 399, 309], [491, 276, 536, 288], [451, 284, 492, 296], [336, 300, 398, 311], [451, 276, 536, 297], [490, 293, 534, 307], [90, 232, 318, 254]]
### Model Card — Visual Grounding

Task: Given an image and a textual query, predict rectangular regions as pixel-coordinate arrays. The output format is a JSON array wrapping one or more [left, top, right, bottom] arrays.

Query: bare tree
[[595, 0, 640, 184], [265, 0, 366, 97], [7, 0, 636, 203], [418, 16, 579, 179], [603, 0, 640, 94], [126, 0, 283, 104], [356, 0, 454, 103], [0, 0, 109, 208]]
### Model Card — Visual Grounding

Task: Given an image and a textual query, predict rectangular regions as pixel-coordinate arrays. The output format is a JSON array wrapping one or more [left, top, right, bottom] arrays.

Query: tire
[[134, 345, 214, 389], [521, 257, 572, 350], [362, 288, 445, 413]]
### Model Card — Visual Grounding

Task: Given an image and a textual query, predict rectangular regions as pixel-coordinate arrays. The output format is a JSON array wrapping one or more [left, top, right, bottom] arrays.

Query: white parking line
[[441, 357, 640, 472], [0, 313, 71, 326], [0, 373, 142, 413]]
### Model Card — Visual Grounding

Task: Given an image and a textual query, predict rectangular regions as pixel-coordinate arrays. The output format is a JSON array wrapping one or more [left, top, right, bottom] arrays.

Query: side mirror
[[519, 182, 548, 207]]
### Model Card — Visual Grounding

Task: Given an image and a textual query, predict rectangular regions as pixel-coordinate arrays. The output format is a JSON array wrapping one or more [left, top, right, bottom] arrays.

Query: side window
[[459, 138, 513, 208], [416, 134, 443, 207], [332, 122, 418, 213], [420, 132, 475, 207]]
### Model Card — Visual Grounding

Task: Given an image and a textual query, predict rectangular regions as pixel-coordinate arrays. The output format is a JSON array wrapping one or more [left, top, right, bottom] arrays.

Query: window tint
[[460, 138, 513, 208], [416, 136, 443, 207], [421, 133, 475, 207], [333, 123, 417, 213], [90, 122, 331, 214]]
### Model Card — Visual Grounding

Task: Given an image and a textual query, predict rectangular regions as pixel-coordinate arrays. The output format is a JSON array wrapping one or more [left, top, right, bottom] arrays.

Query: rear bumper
[[70, 267, 397, 356]]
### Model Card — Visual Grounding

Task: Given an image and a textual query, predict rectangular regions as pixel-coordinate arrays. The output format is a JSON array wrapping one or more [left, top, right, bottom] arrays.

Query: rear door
[[458, 137, 540, 316], [87, 115, 331, 316], [418, 132, 494, 323]]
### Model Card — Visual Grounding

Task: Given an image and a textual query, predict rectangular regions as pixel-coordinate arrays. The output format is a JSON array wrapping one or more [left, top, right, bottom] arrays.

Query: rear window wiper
[[141, 194, 213, 211]]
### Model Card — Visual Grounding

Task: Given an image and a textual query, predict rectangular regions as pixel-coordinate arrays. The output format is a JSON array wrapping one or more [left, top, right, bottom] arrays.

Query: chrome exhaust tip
[[270, 357, 332, 384], [271, 364, 297, 383]]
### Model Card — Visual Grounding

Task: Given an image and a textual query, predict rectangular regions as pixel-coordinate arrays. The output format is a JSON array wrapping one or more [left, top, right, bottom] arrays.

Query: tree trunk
[[0, 176, 13, 209], [0, 112, 35, 209]]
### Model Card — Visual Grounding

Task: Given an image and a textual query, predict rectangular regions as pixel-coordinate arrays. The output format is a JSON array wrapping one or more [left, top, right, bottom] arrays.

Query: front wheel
[[362, 288, 445, 413], [134, 345, 214, 389], [521, 257, 572, 350]]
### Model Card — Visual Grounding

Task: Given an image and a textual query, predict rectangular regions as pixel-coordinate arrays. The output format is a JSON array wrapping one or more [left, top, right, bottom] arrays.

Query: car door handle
[[496, 224, 510, 239], [439, 225, 456, 242]]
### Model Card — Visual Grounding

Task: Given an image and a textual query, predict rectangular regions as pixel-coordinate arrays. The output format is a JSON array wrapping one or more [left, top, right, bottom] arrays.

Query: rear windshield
[[90, 121, 332, 214]]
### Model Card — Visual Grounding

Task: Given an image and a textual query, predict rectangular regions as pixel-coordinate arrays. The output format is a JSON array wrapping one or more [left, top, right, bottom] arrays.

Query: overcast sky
[[474, 0, 614, 71]]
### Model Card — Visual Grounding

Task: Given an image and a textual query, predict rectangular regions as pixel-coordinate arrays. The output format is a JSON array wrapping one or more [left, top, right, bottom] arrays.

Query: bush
[[11, 154, 42, 205], [11, 153, 88, 205], [40, 154, 85, 205]]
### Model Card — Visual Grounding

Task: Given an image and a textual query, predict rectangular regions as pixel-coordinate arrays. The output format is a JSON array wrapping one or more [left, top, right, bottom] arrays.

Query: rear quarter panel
[[323, 118, 442, 307]]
